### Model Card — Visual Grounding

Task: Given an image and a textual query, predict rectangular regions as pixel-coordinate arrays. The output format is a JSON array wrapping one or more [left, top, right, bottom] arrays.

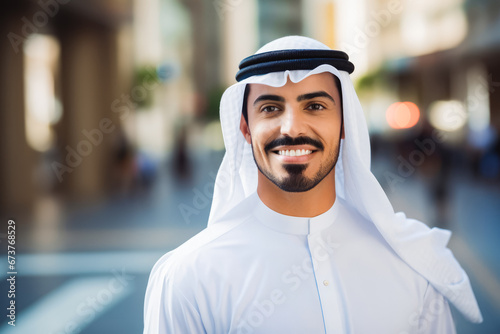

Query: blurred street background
[[1, 0, 499, 333]]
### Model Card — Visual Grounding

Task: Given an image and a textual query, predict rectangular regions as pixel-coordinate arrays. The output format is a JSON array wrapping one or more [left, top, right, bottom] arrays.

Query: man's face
[[240, 72, 343, 193]]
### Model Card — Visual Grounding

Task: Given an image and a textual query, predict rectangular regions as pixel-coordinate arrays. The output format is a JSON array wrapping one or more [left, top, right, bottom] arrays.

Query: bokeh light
[[386, 102, 420, 129], [428, 100, 467, 132]]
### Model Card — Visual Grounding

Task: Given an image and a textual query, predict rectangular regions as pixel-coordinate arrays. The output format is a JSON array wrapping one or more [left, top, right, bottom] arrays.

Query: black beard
[[251, 142, 340, 193], [280, 164, 317, 192]]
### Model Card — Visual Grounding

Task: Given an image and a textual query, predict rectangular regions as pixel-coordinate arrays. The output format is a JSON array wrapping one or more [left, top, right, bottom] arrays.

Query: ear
[[240, 114, 252, 144]]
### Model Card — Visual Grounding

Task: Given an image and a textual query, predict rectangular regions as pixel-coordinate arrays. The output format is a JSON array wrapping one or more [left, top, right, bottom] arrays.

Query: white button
[[323, 280, 329, 286]]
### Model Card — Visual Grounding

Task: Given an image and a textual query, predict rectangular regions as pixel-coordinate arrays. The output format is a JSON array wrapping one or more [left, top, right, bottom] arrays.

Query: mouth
[[264, 136, 324, 155], [269, 145, 319, 163]]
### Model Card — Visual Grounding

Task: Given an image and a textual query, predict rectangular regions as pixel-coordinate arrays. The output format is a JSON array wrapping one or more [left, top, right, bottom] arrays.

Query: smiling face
[[240, 72, 343, 193]]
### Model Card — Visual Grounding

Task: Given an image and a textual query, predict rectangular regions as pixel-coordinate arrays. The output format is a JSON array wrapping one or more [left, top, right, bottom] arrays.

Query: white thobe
[[144, 193, 456, 333]]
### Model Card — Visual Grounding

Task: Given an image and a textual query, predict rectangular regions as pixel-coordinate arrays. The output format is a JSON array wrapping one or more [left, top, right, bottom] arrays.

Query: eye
[[261, 105, 280, 113], [306, 103, 326, 111]]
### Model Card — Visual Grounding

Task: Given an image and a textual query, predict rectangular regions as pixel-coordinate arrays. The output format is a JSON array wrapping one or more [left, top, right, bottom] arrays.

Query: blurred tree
[[205, 86, 226, 121], [133, 65, 160, 109]]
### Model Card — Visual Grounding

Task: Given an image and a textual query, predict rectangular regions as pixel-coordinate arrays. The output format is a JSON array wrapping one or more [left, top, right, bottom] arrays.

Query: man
[[144, 36, 482, 333]]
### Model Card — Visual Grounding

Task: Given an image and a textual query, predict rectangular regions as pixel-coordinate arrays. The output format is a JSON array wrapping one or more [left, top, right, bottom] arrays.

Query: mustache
[[264, 136, 324, 152]]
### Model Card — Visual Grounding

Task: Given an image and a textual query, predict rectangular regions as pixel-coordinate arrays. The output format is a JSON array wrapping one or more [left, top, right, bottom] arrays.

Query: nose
[[280, 105, 307, 138]]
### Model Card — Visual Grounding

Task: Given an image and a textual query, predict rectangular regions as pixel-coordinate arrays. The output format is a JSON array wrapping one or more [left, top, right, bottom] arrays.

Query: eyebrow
[[297, 91, 335, 103], [253, 94, 285, 106]]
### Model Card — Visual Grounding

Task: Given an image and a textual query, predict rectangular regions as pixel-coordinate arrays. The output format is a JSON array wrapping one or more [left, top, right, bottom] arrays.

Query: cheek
[[324, 115, 342, 134], [250, 121, 277, 146], [315, 121, 341, 146]]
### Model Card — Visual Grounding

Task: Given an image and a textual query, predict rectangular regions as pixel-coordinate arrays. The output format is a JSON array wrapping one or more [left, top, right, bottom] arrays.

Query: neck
[[257, 169, 336, 217]]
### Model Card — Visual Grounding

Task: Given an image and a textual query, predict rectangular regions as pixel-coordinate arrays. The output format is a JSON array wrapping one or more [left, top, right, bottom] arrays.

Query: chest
[[196, 234, 425, 334]]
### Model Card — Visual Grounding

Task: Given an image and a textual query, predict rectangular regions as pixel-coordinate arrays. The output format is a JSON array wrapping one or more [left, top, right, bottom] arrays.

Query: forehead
[[248, 72, 339, 97]]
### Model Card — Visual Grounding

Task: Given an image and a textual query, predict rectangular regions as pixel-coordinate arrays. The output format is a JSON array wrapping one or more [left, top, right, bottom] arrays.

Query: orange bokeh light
[[386, 102, 420, 129]]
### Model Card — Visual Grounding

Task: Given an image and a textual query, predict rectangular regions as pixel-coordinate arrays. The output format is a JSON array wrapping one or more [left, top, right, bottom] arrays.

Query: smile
[[277, 149, 313, 157]]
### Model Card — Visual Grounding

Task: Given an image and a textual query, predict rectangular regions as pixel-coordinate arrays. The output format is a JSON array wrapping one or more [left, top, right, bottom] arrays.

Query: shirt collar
[[253, 193, 340, 235]]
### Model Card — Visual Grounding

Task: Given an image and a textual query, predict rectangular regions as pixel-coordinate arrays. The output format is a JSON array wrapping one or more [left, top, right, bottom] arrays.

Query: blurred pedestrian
[[172, 123, 191, 180]]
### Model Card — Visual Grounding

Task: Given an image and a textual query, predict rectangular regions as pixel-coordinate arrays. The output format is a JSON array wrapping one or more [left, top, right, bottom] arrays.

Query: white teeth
[[277, 149, 313, 157]]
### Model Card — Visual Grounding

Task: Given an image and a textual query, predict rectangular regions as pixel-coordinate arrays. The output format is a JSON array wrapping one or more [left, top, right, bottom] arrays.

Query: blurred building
[[346, 0, 500, 143], [0, 0, 243, 220], [0, 0, 134, 217]]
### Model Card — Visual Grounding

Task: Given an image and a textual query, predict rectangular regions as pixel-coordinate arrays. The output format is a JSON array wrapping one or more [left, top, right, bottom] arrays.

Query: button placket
[[307, 231, 345, 333]]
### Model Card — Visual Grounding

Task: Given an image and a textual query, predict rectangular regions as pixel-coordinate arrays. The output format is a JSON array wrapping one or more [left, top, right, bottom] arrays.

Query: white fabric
[[144, 193, 457, 333], [144, 36, 482, 332]]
